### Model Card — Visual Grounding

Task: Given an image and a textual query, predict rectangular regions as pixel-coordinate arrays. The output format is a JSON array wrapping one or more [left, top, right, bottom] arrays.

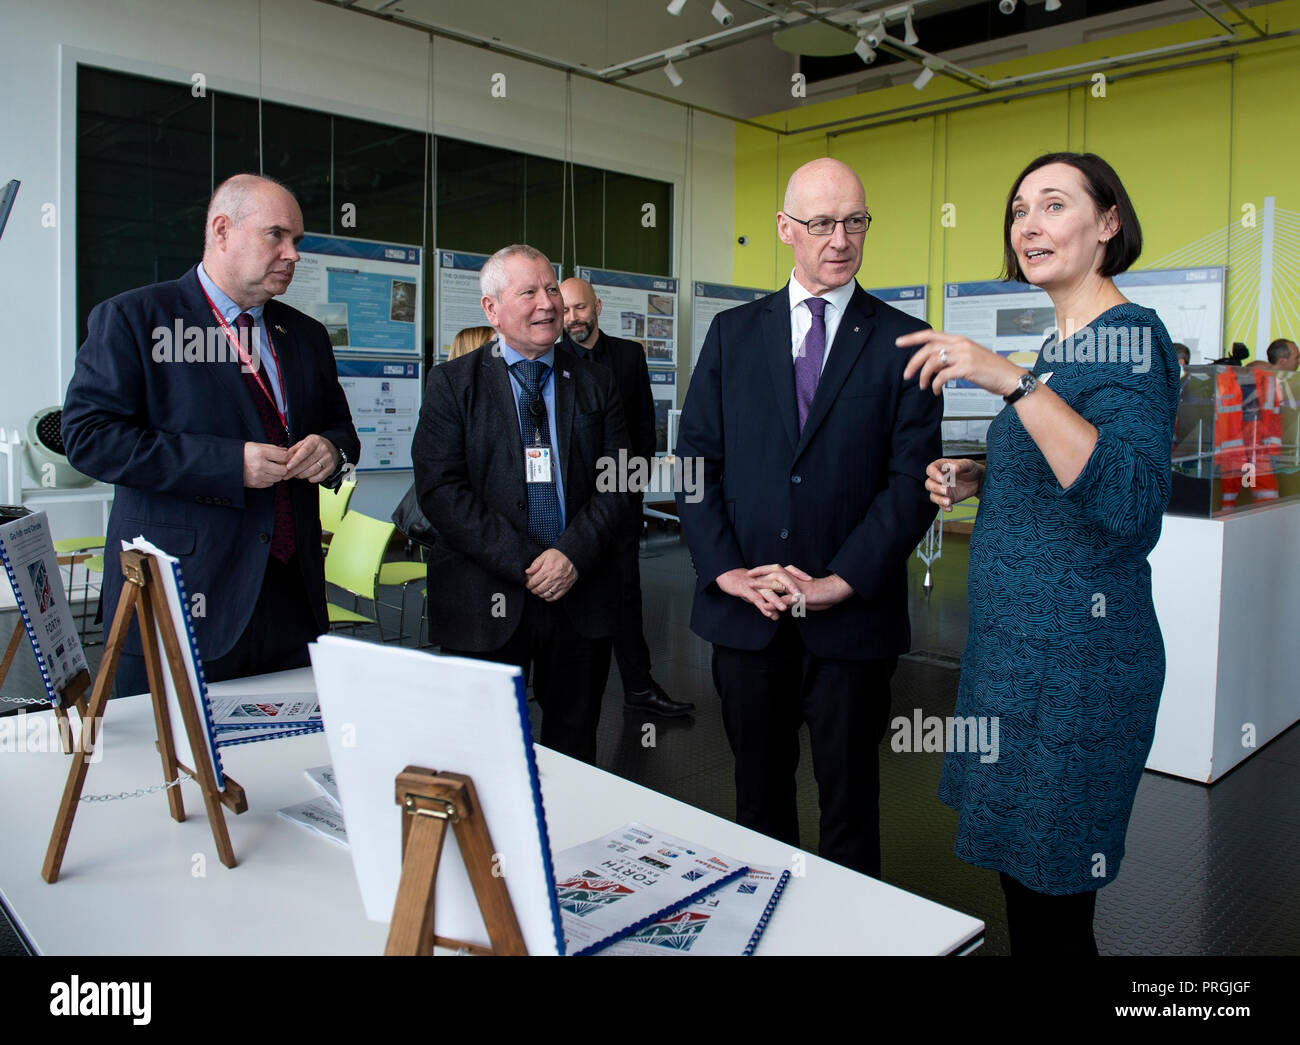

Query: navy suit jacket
[[411, 341, 630, 651], [61, 266, 360, 662], [675, 282, 942, 660]]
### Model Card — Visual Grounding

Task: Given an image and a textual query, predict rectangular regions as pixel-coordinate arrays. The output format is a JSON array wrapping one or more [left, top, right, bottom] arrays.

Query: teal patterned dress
[[938, 303, 1181, 894]]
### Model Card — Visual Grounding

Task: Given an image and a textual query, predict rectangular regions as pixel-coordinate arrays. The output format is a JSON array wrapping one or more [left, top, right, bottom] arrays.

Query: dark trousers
[[113, 555, 319, 698], [711, 616, 897, 878], [611, 510, 652, 695], [442, 595, 612, 765], [1000, 872, 1100, 956]]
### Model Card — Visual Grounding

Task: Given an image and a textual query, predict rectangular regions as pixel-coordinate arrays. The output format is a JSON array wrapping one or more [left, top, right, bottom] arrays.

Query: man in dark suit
[[675, 158, 941, 877], [412, 245, 629, 764], [559, 276, 693, 718], [62, 174, 360, 695]]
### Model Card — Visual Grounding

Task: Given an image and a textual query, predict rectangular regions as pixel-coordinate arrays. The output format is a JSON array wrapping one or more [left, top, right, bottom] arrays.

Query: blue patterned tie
[[795, 296, 827, 432], [512, 359, 563, 546]]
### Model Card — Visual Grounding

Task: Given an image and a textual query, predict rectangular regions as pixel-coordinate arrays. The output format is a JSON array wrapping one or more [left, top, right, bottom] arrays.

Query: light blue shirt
[[196, 263, 289, 425], [499, 339, 565, 530]]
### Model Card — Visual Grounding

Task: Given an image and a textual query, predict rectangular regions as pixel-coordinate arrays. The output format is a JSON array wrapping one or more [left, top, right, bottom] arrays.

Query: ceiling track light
[[664, 58, 684, 86], [666, 0, 687, 15], [1044, 0, 1061, 10], [903, 9, 918, 46], [913, 64, 935, 90], [854, 35, 877, 64], [998, 0, 1017, 14], [711, 1, 733, 26]]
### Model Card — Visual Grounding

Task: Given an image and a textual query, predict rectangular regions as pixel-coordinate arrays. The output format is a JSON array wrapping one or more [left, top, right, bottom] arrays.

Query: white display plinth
[[1148, 500, 1300, 782]]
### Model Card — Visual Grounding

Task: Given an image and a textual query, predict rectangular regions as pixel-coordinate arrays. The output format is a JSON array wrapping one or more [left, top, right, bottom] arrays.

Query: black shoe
[[624, 680, 694, 718]]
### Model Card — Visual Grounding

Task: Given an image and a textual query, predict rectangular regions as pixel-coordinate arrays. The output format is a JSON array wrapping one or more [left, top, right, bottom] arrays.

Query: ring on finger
[[939, 348, 949, 366]]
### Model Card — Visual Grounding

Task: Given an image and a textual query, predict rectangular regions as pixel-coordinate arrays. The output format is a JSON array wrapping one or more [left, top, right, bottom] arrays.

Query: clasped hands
[[526, 548, 577, 603], [244, 434, 339, 488], [717, 565, 851, 621]]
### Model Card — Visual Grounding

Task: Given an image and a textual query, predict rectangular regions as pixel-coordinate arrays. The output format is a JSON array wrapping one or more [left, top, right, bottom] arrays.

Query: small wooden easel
[[41, 548, 247, 884], [0, 618, 90, 754], [385, 766, 527, 956]]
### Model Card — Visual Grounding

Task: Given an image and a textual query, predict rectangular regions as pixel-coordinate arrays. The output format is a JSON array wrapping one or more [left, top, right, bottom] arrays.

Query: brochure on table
[[577, 266, 679, 368], [940, 267, 1223, 418], [691, 280, 770, 368], [0, 509, 88, 704], [436, 250, 562, 361], [334, 358, 420, 471], [553, 824, 747, 955], [279, 234, 422, 356]]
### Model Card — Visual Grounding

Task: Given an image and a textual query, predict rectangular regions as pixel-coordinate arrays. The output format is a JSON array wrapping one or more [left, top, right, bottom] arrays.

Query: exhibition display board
[[577, 266, 679, 368]]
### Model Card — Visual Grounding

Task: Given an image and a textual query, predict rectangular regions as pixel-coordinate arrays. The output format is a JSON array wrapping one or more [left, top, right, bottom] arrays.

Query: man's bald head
[[561, 277, 603, 348], [777, 157, 869, 295], [201, 174, 304, 309], [783, 158, 865, 216]]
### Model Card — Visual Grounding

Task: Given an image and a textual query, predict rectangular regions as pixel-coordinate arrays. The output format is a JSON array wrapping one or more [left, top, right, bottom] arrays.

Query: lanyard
[[199, 287, 291, 437]]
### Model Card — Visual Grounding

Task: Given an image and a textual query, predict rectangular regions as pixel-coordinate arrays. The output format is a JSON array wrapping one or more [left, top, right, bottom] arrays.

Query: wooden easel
[[385, 766, 527, 956], [41, 548, 247, 884]]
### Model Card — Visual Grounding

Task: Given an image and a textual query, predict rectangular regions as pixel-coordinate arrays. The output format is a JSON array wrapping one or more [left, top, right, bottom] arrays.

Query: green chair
[[377, 558, 427, 645], [324, 509, 395, 642], [52, 536, 106, 642], [319, 478, 357, 555]]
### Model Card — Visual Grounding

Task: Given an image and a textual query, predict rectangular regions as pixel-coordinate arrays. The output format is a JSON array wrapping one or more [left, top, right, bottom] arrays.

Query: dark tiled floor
[[3, 525, 1298, 955]]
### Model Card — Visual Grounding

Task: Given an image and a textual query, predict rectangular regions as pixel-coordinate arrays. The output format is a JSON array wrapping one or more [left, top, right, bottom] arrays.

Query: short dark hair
[[1266, 338, 1296, 365], [1002, 152, 1142, 283], [1173, 343, 1190, 364]]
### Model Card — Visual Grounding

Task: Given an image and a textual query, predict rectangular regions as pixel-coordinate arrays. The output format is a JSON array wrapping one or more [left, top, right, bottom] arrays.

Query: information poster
[[281, 234, 422, 356], [578, 266, 679, 368], [865, 284, 927, 323], [334, 358, 421, 471], [436, 250, 562, 360], [941, 267, 1226, 417], [1113, 267, 1225, 363], [691, 281, 771, 367]]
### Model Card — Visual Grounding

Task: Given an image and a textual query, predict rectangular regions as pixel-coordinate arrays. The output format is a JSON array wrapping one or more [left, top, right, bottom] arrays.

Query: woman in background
[[448, 324, 495, 361], [898, 153, 1181, 955]]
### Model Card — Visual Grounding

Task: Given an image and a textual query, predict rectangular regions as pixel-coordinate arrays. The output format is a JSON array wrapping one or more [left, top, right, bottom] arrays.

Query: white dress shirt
[[787, 271, 856, 375]]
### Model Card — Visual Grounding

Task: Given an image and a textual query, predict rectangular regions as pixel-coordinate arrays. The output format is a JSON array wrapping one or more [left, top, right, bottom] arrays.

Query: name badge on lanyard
[[525, 441, 554, 484]]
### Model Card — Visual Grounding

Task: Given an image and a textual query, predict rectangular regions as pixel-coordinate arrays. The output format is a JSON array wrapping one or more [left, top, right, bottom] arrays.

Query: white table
[[0, 670, 984, 955]]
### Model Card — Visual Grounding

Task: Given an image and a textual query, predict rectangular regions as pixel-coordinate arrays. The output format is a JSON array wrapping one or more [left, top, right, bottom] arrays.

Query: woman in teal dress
[[898, 153, 1181, 955]]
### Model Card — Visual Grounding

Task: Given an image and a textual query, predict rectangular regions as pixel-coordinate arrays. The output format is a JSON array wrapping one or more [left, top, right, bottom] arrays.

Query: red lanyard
[[199, 286, 291, 436]]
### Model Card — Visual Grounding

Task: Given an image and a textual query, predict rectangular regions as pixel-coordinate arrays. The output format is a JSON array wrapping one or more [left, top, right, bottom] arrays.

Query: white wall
[[0, 0, 735, 533]]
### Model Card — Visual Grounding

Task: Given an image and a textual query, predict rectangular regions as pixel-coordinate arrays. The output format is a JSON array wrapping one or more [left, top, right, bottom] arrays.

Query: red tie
[[235, 313, 296, 564]]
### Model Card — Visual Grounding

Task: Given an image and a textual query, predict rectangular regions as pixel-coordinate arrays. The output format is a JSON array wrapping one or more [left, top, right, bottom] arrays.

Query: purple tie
[[795, 297, 827, 431], [235, 313, 297, 564]]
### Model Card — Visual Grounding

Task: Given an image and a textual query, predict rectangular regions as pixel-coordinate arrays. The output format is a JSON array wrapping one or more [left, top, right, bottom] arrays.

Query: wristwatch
[[1003, 371, 1038, 405]]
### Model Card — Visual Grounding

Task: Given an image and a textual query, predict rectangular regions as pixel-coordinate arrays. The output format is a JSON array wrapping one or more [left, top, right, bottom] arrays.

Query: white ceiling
[[330, 0, 1274, 119]]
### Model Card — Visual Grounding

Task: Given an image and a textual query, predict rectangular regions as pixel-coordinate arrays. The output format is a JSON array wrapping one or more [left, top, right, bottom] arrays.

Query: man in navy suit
[[62, 174, 360, 695], [413, 246, 630, 764], [675, 158, 941, 877]]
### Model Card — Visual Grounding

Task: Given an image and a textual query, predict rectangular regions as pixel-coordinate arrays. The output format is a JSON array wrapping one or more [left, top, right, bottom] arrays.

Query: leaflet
[[304, 765, 342, 810], [554, 823, 747, 956], [278, 797, 349, 849], [597, 865, 790, 956]]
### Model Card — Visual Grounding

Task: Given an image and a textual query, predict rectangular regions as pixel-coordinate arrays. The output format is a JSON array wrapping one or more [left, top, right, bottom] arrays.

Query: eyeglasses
[[785, 212, 871, 236]]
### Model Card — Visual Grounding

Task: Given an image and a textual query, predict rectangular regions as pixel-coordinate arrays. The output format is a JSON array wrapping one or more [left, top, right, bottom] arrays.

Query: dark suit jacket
[[61, 266, 360, 661], [562, 331, 656, 463], [675, 282, 941, 660], [411, 341, 630, 650]]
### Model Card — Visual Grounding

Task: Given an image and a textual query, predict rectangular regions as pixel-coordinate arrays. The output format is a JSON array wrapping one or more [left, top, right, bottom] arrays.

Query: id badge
[[525, 446, 553, 484]]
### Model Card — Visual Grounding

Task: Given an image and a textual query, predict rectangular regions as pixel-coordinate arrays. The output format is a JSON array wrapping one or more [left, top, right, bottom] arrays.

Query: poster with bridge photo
[[578, 266, 679, 368]]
